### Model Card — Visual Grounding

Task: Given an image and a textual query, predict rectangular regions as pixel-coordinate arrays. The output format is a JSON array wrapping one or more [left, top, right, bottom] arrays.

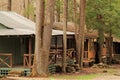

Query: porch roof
[[0, 11, 119, 42], [0, 11, 74, 36], [113, 37, 120, 42], [52, 29, 74, 35], [0, 11, 35, 36]]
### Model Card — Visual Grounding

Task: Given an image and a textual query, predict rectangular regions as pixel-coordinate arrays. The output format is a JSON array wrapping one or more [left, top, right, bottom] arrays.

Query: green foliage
[[55, 0, 63, 13], [55, 0, 79, 22], [68, 0, 74, 21], [86, 0, 120, 38], [24, 0, 35, 20]]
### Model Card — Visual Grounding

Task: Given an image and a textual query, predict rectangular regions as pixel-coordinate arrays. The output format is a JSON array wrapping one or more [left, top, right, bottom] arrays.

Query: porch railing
[[0, 53, 12, 68], [24, 54, 34, 68]]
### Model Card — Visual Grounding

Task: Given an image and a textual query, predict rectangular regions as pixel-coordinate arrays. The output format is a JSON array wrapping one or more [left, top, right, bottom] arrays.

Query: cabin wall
[[67, 36, 75, 49], [0, 37, 22, 65], [113, 42, 120, 54], [94, 41, 107, 63], [84, 39, 88, 51], [0, 37, 34, 66], [51, 36, 63, 50], [113, 42, 120, 60], [88, 39, 95, 59], [51, 35, 76, 50]]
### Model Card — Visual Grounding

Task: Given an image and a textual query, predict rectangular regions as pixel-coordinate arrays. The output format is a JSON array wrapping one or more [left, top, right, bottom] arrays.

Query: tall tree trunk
[[32, 0, 45, 76], [78, 0, 86, 69], [73, 0, 79, 64], [107, 32, 113, 64], [8, 0, 12, 11], [109, 0, 113, 64], [97, 13, 105, 63], [98, 28, 104, 63], [62, 0, 68, 73], [43, 0, 55, 73], [32, 0, 54, 76]]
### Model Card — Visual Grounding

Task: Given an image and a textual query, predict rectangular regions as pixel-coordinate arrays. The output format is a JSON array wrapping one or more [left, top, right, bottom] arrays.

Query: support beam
[[28, 37, 32, 67]]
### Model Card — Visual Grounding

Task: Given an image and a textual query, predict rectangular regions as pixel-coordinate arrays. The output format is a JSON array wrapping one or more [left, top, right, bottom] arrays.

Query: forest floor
[[2, 64, 120, 80]]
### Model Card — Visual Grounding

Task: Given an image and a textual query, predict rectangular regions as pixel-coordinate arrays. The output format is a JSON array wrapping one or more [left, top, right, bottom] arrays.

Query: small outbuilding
[[0, 11, 75, 68], [0, 11, 35, 67]]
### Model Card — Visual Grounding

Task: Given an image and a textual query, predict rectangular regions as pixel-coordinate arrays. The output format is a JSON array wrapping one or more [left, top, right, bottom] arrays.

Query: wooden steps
[[0, 68, 31, 77], [7, 69, 24, 77]]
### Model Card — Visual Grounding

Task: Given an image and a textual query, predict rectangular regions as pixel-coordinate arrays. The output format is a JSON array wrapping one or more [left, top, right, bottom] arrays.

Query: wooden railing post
[[24, 54, 33, 68], [0, 53, 12, 68]]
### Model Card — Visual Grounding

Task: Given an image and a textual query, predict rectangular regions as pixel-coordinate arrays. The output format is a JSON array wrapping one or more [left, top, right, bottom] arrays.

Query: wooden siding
[[0, 37, 30, 65], [88, 39, 95, 59]]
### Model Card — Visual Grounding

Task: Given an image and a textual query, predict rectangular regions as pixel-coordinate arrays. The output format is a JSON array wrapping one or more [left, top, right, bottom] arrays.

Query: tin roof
[[0, 11, 74, 36], [0, 11, 119, 42], [0, 11, 35, 36], [52, 29, 74, 35]]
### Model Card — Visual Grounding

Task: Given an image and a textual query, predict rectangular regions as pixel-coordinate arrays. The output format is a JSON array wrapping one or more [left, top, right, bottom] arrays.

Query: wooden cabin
[[0, 11, 35, 67], [112, 38, 120, 60], [0, 11, 120, 69], [50, 33, 97, 66], [0, 11, 97, 68]]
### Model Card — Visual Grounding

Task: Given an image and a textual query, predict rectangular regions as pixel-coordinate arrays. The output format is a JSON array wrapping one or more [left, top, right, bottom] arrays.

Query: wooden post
[[24, 54, 25, 67], [55, 36, 57, 63], [10, 54, 12, 67], [55, 36, 58, 50], [28, 37, 32, 67]]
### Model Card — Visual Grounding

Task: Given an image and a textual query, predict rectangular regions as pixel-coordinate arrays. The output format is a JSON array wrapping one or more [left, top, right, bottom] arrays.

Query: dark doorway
[[94, 42, 99, 63]]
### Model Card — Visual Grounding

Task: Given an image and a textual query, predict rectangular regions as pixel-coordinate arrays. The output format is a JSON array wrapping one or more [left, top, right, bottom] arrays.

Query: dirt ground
[[2, 65, 120, 80]]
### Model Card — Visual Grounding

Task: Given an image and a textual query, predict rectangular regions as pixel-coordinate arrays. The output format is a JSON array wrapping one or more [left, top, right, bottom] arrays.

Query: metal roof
[[0, 29, 34, 36], [0, 11, 120, 42], [52, 29, 74, 35], [0, 11, 35, 36], [0, 11, 74, 36]]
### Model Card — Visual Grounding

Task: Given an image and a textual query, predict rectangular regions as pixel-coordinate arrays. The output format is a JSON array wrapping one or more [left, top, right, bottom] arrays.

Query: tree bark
[[32, 0, 54, 76], [32, 0, 45, 76], [98, 28, 104, 63], [8, 0, 12, 11], [43, 0, 55, 73], [73, 0, 79, 64], [78, 0, 86, 69], [107, 36, 113, 64], [62, 0, 68, 73], [108, 0, 113, 64], [97, 13, 105, 63]]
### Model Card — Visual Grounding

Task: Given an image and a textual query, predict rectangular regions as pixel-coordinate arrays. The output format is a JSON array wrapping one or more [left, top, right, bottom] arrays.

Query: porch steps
[[0, 68, 31, 77], [7, 69, 24, 77]]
